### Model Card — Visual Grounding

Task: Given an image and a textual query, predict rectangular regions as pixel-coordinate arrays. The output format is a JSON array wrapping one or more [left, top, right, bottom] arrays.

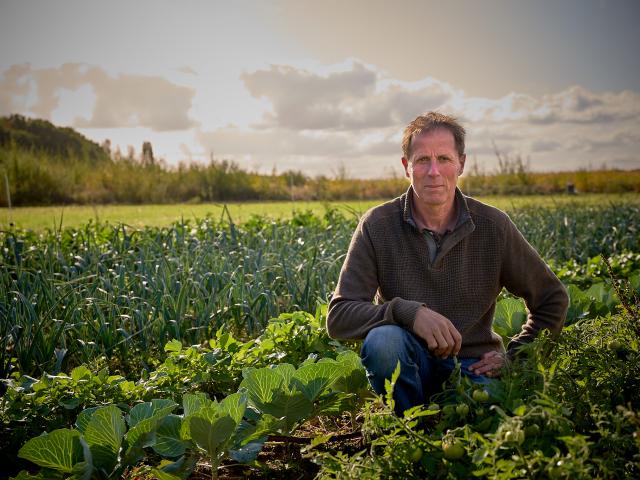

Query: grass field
[[2, 192, 638, 230]]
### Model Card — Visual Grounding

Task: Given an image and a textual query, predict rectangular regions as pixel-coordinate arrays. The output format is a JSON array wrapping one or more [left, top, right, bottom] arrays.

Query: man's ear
[[458, 154, 466, 176], [401, 157, 410, 178]]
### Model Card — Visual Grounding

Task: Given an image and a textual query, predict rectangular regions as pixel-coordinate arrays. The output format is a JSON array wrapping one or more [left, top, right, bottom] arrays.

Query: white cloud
[[241, 61, 453, 131], [454, 85, 640, 126], [0, 63, 196, 131], [0, 64, 34, 113]]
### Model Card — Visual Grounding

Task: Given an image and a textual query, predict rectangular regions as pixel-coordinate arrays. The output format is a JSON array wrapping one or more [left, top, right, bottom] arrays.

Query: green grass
[[2, 193, 639, 231], [0, 200, 374, 230]]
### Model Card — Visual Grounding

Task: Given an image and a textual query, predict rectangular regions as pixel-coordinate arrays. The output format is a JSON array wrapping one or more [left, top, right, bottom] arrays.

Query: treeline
[[0, 144, 410, 206], [460, 169, 640, 196], [0, 114, 638, 206]]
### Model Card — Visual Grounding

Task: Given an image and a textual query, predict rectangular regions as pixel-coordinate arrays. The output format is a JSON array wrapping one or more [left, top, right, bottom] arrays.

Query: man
[[326, 112, 568, 415]]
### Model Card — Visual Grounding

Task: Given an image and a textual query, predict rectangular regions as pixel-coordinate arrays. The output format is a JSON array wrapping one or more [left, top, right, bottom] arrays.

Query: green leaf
[[493, 297, 527, 339], [229, 439, 266, 463], [153, 415, 187, 458], [18, 429, 84, 474], [218, 392, 247, 425], [128, 399, 178, 427], [164, 339, 183, 354], [331, 352, 368, 394], [315, 391, 357, 416], [274, 363, 296, 385], [240, 366, 286, 406], [292, 361, 341, 401], [263, 389, 312, 433], [301, 433, 333, 453], [150, 455, 197, 480], [123, 403, 176, 466], [70, 436, 93, 480], [59, 397, 81, 410], [128, 403, 154, 428], [182, 392, 211, 417], [83, 405, 126, 474], [384, 361, 402, 408], [242, 414, 286, 444], [188, 408, 237, 460], [240, 364, 315, 432], [70, 366, 92, 382], [75, 407, 100, 434]]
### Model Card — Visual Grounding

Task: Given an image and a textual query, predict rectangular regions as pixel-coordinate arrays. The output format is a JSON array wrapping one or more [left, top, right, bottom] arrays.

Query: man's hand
[[412, 306, 462, 358], [469, 351, 506, 377]]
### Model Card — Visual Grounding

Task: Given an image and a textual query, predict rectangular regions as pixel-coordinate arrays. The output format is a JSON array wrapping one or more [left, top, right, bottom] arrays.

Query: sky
[[1, 0, 639, 178]]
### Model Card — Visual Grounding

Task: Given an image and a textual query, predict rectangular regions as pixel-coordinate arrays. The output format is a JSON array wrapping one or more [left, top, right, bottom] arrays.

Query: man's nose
[[428, 160, 440, 176]]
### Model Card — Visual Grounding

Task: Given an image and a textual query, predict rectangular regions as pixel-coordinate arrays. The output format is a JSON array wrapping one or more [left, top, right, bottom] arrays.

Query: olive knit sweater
[[327, 188, 569, 358]]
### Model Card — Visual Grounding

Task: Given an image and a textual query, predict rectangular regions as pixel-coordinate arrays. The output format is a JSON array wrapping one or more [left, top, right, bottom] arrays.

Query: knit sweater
[[327, 187, 569, 358]]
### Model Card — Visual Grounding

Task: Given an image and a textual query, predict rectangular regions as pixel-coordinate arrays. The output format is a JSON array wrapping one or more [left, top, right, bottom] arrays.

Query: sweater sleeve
[[326, 216, 424, 340], [500, 216, 569, 355]]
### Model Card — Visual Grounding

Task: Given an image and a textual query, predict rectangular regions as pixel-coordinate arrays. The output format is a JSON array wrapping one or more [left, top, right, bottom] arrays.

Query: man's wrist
[[391, 298, 425, 331]]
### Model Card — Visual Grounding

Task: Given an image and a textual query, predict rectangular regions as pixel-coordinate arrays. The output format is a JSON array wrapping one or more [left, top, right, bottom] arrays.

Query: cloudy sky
[[1, 0, 639, 178]]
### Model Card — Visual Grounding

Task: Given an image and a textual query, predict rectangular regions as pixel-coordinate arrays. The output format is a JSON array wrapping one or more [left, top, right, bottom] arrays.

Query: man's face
[[401, 128, 465, 208]]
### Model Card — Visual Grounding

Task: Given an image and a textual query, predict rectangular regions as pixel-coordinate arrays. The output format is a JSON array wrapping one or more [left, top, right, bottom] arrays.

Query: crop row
[[2, 203, 639, 379]]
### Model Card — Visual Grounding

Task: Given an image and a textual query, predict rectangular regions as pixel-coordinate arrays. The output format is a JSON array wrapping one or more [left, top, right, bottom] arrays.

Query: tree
[[101, 139, 111, 156], [142, 141, 154, 166]]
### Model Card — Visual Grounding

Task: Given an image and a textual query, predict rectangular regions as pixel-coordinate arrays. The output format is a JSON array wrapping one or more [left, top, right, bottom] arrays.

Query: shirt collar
[[402, 186, 471, 232]]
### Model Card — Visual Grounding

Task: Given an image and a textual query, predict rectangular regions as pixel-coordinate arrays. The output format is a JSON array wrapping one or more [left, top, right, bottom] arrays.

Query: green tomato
[[524, 424, 540, 437], [505, 430, 525, 445], [442, 440, 465, 460], [456, 403, 469, 416], [608, 339, 623, 351], [427, 403, 440, 411], [410, 447, 423, 462], [443, 405, 457, 416], [472, 389, 490, 402]]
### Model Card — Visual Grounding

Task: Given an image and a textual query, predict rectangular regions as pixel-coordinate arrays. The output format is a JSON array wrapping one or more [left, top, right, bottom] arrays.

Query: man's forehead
[[411, 126, 455, 141], [410, 128, 457, 154]]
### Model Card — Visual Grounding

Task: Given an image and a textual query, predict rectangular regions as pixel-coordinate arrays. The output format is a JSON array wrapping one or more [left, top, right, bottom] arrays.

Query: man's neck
[[411, 191, 458, 234]]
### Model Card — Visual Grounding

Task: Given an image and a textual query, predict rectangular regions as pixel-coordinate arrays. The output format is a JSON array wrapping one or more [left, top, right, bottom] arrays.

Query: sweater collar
[[402, 186, 472, 232]]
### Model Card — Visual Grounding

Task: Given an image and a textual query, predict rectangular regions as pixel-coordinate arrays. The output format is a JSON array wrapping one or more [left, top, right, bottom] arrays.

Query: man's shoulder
[[360, 195, 404, 228], [464, 195, 511, 230]]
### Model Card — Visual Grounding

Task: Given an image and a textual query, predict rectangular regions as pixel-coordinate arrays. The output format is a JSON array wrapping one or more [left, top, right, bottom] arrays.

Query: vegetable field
[[2, 199, 640, 479]]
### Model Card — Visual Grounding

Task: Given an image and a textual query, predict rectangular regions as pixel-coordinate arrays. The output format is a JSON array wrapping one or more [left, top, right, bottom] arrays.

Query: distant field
[[1, 192, 639, 230]]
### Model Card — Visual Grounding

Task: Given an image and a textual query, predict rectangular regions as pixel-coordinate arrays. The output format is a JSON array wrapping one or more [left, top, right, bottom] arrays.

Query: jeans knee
[[361, 325, 413, 376]]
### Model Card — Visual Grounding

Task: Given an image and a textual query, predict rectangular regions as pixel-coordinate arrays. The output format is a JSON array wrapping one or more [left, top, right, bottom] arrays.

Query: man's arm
[[326, 216, 425, 340], [327, 216, 463, 357], [499, 217, 569, 356], [471, 216, 568, 376]]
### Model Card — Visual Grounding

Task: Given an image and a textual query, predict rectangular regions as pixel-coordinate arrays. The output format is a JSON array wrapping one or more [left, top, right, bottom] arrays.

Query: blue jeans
[[361, 325, 492, 415]]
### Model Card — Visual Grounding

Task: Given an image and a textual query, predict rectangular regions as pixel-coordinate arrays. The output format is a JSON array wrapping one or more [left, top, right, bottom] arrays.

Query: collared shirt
[[405, 188, 471, 263]]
